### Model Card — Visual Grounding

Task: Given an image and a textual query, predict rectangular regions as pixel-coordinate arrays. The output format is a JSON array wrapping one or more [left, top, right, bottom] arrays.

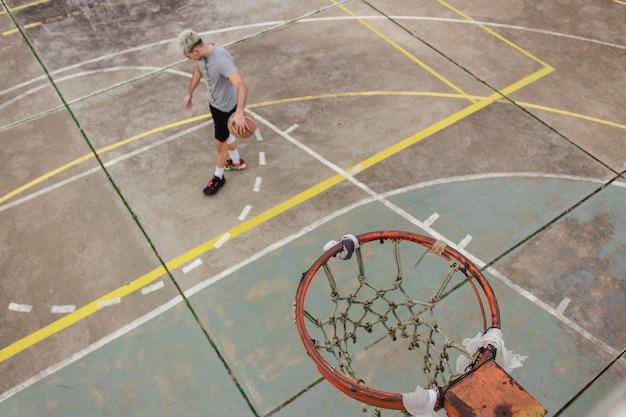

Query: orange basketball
[[228, 111, 256, 139]]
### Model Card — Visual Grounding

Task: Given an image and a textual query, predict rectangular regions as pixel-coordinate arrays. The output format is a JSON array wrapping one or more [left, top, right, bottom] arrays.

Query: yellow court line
[[0, 266, 166, 362], [0, 0, 51, 15], [259, 91, 626, 130], [518, 102, 626, 130], [2, 0, 144, 36], [2, 22, 41, 36], [253, 91, 480, 108], [436, 0, 554, 70], [0, 114, 210, 205], [3, 0, 560, 198], [0, 1, 599, 362], [332, 0, 477, 104], [0, 64, 558, 364], [352, 66, 555, 173], [0, 93, 479, 206], [4, 88, 626, 207], [0, 176, 347, 362], [0, 0, 581, 204]]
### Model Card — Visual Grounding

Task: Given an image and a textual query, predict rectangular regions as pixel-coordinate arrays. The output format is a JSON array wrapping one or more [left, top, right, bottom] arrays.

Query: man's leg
[[225, 134, 246, 170], [215, 138, 229, 171], [202, 138, 228, 196]]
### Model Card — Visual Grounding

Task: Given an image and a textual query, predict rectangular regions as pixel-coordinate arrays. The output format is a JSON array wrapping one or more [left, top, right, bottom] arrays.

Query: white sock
[[214, 167, 225, 179], [228, 149, 241, 164]]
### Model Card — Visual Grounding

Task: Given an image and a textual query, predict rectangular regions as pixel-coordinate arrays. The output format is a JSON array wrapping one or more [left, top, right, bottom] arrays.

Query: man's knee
[[215, 139, 227, 149]]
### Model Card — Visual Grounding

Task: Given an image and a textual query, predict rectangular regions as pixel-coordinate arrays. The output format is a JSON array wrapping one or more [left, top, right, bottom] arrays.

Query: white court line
[[0, 177, 621, 403], [423, 213, 440, 227], [51, 305, 76, 314], [556, 297, 572, 315], [296, 16, 626, 50], [1, 12, 622, 102], [252, 110, 621, 358], [0, 1, 339, 98], [0, 121, 211, 213], [487, 268, 616, 356], [0, 295, 183, 403], [255, 129, 263, 142], [0, 195, 371, 404], [2, 13, 624, 131], [253, 177, 262, 192], [239, 205, 252, 221], [141, 281, 165, 295], [349, 164, 363, 175], [1, 72, 617, 212], [458, 234, 473, 249], [214, 233, 231, 249], [0, 67, 191, 114], [182, 259, 203, 274], [253, 111, 438, 229], [284, 124, 299, 134], [8, 303, 32, 313], [0, 2, 354, 124], [97, 298, 121, 308], [383, 172, 609, 198]]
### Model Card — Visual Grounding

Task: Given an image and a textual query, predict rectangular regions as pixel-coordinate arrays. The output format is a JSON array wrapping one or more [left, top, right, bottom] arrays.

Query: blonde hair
[[176, 30, 202, 54]]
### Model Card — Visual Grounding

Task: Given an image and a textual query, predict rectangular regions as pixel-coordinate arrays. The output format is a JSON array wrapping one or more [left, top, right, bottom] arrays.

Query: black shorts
[[210, 104, 236, 142]]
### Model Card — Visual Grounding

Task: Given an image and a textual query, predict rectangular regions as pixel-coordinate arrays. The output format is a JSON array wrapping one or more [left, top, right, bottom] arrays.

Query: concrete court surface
[[0, 0, 625, 416]]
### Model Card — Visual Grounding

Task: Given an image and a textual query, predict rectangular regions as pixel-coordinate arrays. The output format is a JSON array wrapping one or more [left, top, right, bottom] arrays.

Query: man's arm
[[228, 71, 249, 134], [184, 64, 202, 110]]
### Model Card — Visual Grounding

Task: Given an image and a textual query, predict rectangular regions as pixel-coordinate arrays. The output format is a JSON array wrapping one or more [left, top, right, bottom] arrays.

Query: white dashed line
[[284, 123, 299, 134], [487, 267, 617, 356], [255, 128, 263, 142], [253, 177, 262, 192], [458, 234, 473, 249], [239, 205, 252, 221], [141, 280, 165, 295], [259, 151, 266, 166], [8, 303, 32, 313], [51, 305, 76, 314], [182, 259, 202, 274], [97, 298, 121, 308], [349, 164, 363, 175], [214, 233, 231, 249], [556, 297, 572, 315], [423, 212, 440, 227]]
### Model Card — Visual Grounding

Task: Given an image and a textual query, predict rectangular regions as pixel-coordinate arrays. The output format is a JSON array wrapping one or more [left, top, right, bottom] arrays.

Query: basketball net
[[294, 231, 527, 417]]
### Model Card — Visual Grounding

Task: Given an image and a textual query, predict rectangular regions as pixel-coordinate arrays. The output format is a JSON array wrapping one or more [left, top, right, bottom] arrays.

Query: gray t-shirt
[[198, 44, 238, 112]]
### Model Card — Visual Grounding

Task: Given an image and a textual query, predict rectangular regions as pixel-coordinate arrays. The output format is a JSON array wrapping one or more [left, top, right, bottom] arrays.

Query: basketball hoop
[[294, 231, 544, 416]]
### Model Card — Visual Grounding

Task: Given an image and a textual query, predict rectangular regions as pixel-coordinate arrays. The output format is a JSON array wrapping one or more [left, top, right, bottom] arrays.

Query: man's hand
[[184, 94, 193, 110], [230, 111, 246, 136]]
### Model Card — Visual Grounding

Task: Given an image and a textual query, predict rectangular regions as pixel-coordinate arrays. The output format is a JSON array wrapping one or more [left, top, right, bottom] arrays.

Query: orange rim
[[294, 230, 500, 411]]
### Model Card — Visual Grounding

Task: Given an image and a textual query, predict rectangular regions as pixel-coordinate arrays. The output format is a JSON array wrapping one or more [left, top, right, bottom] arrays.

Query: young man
[[176, 29, 248, 196]]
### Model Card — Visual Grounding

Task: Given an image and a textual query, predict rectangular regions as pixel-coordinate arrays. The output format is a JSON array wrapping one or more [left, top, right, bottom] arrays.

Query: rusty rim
[[294, 230, 500, 411]]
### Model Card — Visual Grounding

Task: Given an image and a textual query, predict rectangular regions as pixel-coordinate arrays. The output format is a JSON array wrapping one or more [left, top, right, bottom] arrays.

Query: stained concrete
[[0, 0, 624, 416]]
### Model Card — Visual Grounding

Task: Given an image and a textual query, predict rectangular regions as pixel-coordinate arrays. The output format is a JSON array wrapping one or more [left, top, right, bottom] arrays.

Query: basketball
[[228, 111, 256, 139]]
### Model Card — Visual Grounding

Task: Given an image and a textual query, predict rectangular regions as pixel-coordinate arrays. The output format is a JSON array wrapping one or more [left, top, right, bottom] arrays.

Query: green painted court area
[[1, 176, 623, 416]]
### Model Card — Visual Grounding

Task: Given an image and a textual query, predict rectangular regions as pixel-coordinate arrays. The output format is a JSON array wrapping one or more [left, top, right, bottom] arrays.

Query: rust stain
[[443, 360, 546, 417]]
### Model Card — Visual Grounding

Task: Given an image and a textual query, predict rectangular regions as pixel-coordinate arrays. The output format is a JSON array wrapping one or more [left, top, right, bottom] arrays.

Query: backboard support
[[443, 357, 546, 417]]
